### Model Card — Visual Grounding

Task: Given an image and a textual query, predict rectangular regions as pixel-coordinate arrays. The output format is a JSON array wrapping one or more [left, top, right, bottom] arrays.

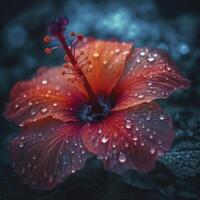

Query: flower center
[[78, 96, 113, 122], [44, 16, 103, 112]]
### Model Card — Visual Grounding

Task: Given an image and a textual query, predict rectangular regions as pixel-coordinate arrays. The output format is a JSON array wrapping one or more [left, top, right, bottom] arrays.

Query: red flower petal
[[9, 118, 92, 190], [4, 67, 87, 126], [82, 102, 174, 173], [77, 40, 132, 96], [112, 48, 190, 111]]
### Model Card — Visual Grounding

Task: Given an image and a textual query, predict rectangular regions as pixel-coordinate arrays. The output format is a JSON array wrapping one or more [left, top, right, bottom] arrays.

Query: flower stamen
[[44, 16, 102, 112]]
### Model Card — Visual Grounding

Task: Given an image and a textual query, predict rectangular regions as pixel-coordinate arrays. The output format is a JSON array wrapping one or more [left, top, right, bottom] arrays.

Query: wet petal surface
[[5, 67, 87, 126], [82, 102, 174, 173], [112, 48, 190, 111], [9, 118, 92, 190], [78, 39, 132, 96]]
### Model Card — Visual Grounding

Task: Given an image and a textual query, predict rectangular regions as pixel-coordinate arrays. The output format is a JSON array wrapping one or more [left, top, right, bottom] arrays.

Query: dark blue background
[[0, 0, 200, 199]]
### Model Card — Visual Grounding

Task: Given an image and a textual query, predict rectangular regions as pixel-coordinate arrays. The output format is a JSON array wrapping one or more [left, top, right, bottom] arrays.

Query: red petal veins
[[82, 102, 174, 173], [77, 40, 133, 96], [4, 67, 88, 126], [9, 118, 92, 190], [112, 48, 190, 111]]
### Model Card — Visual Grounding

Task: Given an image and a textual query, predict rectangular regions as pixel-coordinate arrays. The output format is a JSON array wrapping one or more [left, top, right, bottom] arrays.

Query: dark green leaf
[[122, 170, 156, 190], [159, 138, 200, 178]]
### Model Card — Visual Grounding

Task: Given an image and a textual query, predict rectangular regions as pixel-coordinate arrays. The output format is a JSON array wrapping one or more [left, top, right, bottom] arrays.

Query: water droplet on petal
[[141, 142, 145, 146], [135, 127, 139, 131], [101, 136, 109, 143], [98, 128, 102, 133], [103, 60, 108, 65], [147, 81, 152, 86], [159, 114, 165, 120], [146, 116, 151, 120], [118, 153, 127, 163], [138, 94, 144, 99], [133, 136, 138, 141], [115, 49, 120, 54], [150, 147, 156, 154], [41, 108, 48, 113], [31, 111, 36, 115], [140, 51, 145, 56], [125, 119, 132, 129], [125, 142, 129, 148], [19, 143, 24, 148], [42, 80, 48, 85], [93, 53, 99, 58], [53, 103, 58, 107], [147, 57, 155, 62]]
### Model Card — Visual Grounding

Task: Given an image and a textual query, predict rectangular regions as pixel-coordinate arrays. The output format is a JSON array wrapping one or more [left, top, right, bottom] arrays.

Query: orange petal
[[4, 67, 87, 126], [77, 39, 133, 96], [9, 118, 92, 190], [112, 48, 190, 111], [82, 102, 174, 173]]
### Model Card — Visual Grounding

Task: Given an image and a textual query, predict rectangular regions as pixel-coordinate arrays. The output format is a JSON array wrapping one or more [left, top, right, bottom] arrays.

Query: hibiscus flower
[[4, 16, 190, 190]]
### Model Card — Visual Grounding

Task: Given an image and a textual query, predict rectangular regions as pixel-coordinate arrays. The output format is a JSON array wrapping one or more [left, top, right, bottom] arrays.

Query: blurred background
[[0, 0, 200, 199]]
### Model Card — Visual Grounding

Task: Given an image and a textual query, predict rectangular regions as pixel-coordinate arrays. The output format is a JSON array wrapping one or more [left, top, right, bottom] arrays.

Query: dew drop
[[135, 127, 139, 131], [133, 136, 138, 141], [118, 153, 127, 163], [159, 114, 165, 120], [147, 81, 152, 86], [125, 119, 132, 129], [101, 136, 109, 143], [32, 155, 36, 160], [152, 90, 157, 94], [125, 142, 129, 148], [98, 128, 102, 133], [93, 53, 99, 58], [53, 103, 58, 107], [147, 57, 155, 62], [115, 49, 120, 54], [19, 143, 24, 148], [136, 57, 141, 63], [31, 111, 36, 115], [112, 143, 116, 148], [103, 60, 108, 65], [81, 150, 85, 154], [146, 116, 151, 120], [41, 108, 48, 113], [123, 51, 129, 55], [138, 94, 145, 99], [42, 80, 48, 85], [150, 147, 156, 154], [140, 51, 145, 56]]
